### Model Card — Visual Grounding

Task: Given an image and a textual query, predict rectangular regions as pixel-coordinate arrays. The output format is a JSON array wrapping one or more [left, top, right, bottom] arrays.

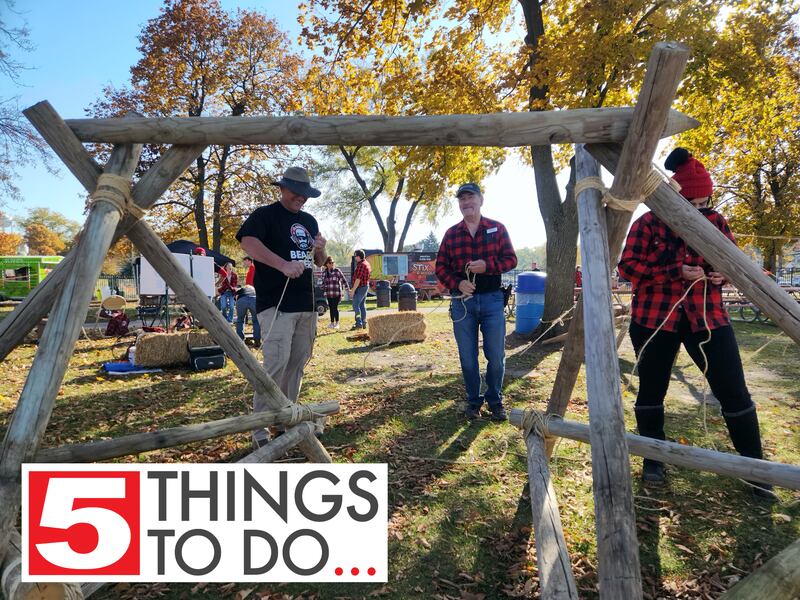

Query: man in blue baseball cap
[[436, 182, 518, 421], [237, 166, 327, 447]]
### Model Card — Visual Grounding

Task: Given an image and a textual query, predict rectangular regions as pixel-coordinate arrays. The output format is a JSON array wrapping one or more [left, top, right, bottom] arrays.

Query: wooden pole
[[587, 142, 800, 346], [608, 41, 689, 201], [574, 145, 642, 599], [23, 101, 102, 192], [237, 422, 316, 464], [0, 141, 142, 566], [61, 108, 698, 147], [0, 103, 204, 362], [126, 220, 332, 464], [1, 530, 83, 600], [720, 539, 800, 599], [545, 42, 691, 455], [509, 410, 800, 489], [521, 428, 579, 599], [35, 401, 339, 463]]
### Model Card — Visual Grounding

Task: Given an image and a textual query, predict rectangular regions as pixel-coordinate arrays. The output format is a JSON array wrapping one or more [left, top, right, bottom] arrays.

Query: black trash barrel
[[398, 282, 417, 311], [376, 279, 391, 308]]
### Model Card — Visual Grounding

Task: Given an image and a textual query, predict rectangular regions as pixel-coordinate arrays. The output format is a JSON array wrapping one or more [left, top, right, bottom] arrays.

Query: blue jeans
[[220, 290, 235, 323], [352, 285, 368, 326], [451, 290, 506, 410], [236, 295, 260, 343]]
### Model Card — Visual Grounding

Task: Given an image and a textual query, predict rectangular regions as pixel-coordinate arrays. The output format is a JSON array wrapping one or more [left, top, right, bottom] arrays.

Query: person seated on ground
[[436, 183, 518, 422], [236, 284, 260, 348], [618, 147, 773, 499]]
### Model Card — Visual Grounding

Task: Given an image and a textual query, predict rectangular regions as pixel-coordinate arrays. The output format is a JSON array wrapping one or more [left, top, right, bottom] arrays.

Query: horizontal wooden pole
[[509, 410, 800, 490], [60, 108, 699, 147], [34, 401, 339, 463]]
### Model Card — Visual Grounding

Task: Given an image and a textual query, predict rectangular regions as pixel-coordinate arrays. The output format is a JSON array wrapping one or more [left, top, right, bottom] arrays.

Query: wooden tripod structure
[[1, 40, 799, 599]]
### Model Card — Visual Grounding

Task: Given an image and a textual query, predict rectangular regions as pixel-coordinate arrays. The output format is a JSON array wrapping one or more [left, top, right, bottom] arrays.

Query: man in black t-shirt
[[237, 166, 327, 447]]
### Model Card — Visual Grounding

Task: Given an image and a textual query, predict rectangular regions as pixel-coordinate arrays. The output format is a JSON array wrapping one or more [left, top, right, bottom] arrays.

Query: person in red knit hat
[[618, 148, 773, 499]]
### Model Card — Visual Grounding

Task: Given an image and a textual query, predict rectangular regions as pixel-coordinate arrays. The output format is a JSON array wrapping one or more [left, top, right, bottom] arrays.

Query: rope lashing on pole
[[573, 166, 679, 212], [89, 173, 145, 219]]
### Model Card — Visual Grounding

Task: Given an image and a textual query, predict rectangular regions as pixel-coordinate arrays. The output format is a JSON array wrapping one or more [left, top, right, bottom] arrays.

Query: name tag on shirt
[[486, 227, 498, 234]]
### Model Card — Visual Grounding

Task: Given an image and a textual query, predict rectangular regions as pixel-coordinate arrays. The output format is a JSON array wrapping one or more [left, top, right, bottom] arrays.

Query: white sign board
[[139, 254, 216, 297]]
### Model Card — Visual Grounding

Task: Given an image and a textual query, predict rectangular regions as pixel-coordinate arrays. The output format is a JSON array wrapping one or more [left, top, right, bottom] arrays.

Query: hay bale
[[135, 333, 189, 367], [186, 331, 215, 348], [367, 311, 426, 345]]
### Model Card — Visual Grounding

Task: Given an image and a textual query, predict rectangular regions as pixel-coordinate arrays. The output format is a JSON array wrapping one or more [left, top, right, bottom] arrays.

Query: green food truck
[[0, 256, 63, 300]]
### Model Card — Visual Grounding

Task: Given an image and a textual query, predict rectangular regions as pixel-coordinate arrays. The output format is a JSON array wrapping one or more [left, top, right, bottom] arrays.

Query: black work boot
[[635, 404, 667, 484], [642, 459, 666, 485], [723, 406, 776, 500]]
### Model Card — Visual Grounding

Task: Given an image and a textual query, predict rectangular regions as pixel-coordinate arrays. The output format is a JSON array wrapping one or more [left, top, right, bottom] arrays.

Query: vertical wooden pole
[[126, 220, 331, 463], [545, 42, 690, 455], [0, 142, 142, 565], [575, 144, 642, 599]]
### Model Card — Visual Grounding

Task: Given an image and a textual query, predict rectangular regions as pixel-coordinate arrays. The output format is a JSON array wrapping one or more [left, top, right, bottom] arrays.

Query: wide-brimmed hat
[[271, 166, 321, 199]]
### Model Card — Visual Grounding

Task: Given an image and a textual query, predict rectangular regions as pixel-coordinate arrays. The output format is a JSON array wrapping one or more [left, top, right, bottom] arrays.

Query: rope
[[262, 277, 291, 342], [450, 265, 477, 324], [518, 408, 559, 439], [507, 304, 576, 358], [623, 276, 709, 393], [89, 174, 144, 219], [573, 167, 676, 212]]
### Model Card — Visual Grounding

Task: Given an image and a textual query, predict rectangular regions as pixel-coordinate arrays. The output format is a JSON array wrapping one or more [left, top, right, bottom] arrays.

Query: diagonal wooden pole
[[126, 219, 332, 463], [545, 42, 690, 456], [575, 144, 642, 599], [0, 101, 205, 362], [588, 142, 800, 346], [0, 140, 143, 566]]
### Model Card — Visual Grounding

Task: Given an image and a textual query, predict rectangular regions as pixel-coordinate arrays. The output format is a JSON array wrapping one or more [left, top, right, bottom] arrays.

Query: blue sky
[[4, 0, 559, 250]]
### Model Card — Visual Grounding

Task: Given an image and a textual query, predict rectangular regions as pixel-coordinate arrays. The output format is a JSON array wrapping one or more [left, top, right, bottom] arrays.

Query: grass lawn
[[1, 299, 798, 599]]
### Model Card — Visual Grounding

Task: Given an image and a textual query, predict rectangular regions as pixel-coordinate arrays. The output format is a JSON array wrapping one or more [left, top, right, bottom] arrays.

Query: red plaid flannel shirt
[[352, 260, 371, 289], [436, 216, 517, 291], [618, 208, 734, 333], [321, 267, 348, 298], [217, 269, 238, 295]]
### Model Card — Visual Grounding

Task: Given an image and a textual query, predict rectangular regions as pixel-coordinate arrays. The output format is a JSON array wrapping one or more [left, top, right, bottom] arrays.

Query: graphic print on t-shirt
[[289, 223, 314, 269]]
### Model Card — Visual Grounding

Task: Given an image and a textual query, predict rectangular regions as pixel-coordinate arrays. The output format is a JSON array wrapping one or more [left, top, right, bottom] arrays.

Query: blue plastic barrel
[[515, 272, 546, 334]]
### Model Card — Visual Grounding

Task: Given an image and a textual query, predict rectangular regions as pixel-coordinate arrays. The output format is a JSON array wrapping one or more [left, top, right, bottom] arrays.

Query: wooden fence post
[[575, 144, 642, 599]]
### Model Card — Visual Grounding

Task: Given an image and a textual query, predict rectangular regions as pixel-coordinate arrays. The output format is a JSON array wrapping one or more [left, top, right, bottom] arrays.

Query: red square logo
[[27, 471, 140, 576]]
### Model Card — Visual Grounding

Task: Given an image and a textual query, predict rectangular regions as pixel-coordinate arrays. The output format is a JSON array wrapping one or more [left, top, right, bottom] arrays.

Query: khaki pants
[[252, 308, 317, 444]]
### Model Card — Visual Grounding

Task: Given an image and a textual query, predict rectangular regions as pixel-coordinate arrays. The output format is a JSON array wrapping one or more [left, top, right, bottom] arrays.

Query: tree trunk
[[536, 149, 579, 327], [384, 178, 404, 252], [397, 196, 421, 251], [522, 0, 580, 331], [194, 154, 209, 248], [211, 144, 232, 253]]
